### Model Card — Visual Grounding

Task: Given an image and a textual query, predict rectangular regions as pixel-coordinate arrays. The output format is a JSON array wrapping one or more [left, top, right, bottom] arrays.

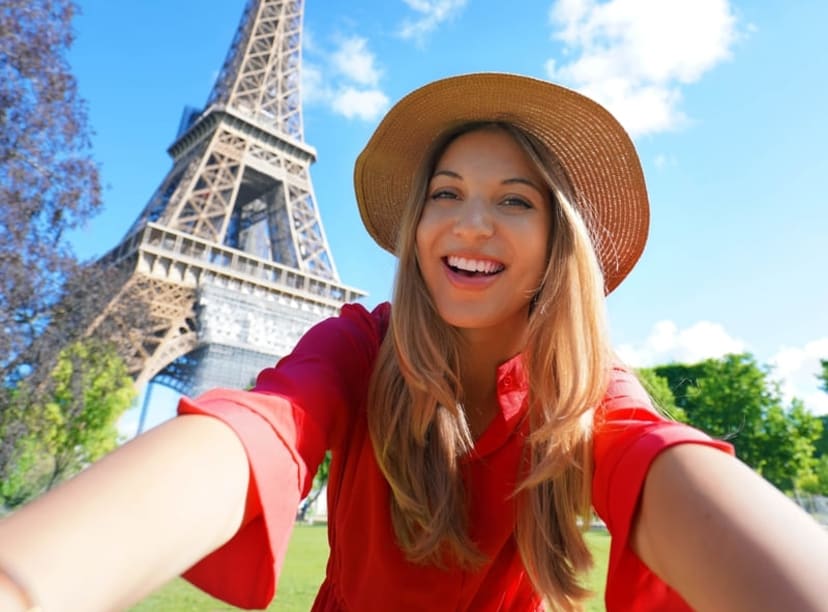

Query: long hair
[[367, 121, 612, 609]]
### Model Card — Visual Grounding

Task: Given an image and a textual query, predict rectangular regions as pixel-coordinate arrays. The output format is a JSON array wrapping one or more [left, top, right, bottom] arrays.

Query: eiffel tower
[[93, 0, 364, 401]]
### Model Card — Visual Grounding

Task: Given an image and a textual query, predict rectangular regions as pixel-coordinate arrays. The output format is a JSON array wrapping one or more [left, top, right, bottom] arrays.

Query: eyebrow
[[431, 170, 545, 195]]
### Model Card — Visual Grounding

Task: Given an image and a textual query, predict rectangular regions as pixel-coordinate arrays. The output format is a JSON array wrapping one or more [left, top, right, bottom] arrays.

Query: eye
[[429, 188, 458, 200], [501, 196, 533, 209]]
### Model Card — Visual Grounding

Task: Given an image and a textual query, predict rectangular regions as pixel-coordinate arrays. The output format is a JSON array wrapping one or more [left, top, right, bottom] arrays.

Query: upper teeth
[[447, 256, 503, 274]]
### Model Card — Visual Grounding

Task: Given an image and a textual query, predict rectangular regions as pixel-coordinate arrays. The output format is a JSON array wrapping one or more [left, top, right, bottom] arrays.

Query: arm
[[0, 414, 250, 612], [632, 443, 828, 612]]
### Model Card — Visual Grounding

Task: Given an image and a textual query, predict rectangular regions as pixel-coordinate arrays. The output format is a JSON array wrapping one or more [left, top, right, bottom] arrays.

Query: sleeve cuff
[[599, 423, 734, 609], [176, 395, 303, 609]]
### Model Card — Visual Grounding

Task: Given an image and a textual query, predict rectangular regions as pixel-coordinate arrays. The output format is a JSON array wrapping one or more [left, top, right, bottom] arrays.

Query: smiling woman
[[1, 72, 827, 612]]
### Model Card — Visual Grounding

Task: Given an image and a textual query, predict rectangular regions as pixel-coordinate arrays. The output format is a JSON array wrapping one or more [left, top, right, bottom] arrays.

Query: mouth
[[443, 255, 505, 277]]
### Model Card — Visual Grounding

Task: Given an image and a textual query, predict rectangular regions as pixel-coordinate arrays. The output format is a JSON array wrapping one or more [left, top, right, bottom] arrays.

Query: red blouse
[[177, 302, 732, 610]]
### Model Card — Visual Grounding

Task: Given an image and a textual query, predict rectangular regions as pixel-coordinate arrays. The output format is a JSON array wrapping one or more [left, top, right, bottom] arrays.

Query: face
[[415, 127, 552, 342]]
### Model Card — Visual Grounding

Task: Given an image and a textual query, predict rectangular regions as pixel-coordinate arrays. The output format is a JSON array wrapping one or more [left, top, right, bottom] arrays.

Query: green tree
[[298, 451, 331, 521], [1, 340, 135, 508], [41, 339, 136, 487], [635, 367, 686, 422], [813, 361, 827, 460], [655, 354, 821, 492], [816, 415, 828, 459], [759, 399, 821, 492], [811, 455, 828, 495]]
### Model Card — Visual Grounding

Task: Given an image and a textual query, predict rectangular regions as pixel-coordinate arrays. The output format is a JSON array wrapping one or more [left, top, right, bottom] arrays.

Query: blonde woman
[[1, 74, 826, 611]]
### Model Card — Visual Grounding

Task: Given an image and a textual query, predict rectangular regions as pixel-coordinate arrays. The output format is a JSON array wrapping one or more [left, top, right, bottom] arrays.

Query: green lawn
[[132, 526, 610, 611]]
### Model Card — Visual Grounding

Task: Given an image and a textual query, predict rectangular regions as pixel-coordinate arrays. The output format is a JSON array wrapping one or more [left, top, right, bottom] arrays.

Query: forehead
[[433, 127, 542, 177]]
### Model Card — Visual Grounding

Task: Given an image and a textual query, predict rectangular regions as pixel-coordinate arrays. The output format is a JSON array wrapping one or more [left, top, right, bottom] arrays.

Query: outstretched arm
[[632, 443, 828, 612], [0, 414, 250, 612]]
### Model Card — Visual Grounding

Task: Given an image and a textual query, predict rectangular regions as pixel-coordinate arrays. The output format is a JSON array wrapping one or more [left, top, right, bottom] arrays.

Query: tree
[[635, 367, 686, 422], [0, 0, 101, 380], [297, 451, 331, 522], [0, 0, 102, 478], [811, 455, 828, 495], [41, 339, 136, 486], [1, 339, 135, 508], [813, 362, 827, 460], [655, 354, 822, 492], [0, 2, 152, 501], [808, 363, 828, 494], [815, 415, 828, 459]]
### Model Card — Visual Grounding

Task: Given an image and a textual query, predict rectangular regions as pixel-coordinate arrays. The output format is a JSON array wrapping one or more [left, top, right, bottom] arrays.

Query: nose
[[452, 197, 493, 240]]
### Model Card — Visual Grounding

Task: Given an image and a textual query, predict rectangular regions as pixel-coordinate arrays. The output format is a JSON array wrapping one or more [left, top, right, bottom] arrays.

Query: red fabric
[[592, 368, 734, 610], [177, 302, 733, 610]]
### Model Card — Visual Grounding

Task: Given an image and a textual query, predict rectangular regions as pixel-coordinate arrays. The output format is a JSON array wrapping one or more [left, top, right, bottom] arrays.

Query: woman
[[1, 73, 826, 611]]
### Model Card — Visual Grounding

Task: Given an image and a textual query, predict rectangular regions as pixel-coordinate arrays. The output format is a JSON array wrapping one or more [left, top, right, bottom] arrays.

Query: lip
[[441, 255, 505, 290]]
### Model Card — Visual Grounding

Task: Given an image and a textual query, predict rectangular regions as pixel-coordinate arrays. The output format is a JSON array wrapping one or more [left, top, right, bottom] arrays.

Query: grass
[[132, 526, 610, 611]]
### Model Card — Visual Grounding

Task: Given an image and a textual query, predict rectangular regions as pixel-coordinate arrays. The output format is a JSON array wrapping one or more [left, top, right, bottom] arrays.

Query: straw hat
[[353, 72, 649, 294]]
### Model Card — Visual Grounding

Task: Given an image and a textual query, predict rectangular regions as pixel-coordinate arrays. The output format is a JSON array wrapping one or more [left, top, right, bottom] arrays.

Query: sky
[[66, 0, 828, 430]]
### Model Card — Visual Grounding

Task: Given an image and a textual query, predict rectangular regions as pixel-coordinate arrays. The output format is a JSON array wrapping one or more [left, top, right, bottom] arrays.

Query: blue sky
[[68, 0, 827, 427]]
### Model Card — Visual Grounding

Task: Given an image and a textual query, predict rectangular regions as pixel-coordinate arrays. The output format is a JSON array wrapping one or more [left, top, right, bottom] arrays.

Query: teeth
[[447, 256, 503, 274]]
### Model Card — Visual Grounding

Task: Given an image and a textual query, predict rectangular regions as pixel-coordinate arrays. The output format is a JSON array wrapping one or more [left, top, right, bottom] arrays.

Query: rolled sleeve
[[178, 392, 311, 608], [174, 302, 389, 609], [592, 367, 734, 610]]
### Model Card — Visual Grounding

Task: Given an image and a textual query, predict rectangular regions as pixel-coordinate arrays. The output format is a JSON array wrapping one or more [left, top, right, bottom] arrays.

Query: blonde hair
[[367, 122, 612, 609]]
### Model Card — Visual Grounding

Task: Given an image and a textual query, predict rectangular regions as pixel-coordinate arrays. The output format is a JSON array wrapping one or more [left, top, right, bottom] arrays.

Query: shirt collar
[[471, 353, 529, 458]]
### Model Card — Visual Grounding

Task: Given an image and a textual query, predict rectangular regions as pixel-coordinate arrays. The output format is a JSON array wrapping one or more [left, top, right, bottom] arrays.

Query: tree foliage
[[0, 0, 101, 381], [655, 354, 822, 492], [1, 0, 99, 476], [815, 415, 828, 458], [811, 455, 828, 495], [816, 361, 828, 459], [1, 339, 135, 508], [635, 367, 686, 422], [42, 339, 135, 483], [0, 1, 148, 501]]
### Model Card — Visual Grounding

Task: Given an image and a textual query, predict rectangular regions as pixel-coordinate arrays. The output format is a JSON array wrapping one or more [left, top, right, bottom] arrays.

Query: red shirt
[[178, 302, 732, 610]]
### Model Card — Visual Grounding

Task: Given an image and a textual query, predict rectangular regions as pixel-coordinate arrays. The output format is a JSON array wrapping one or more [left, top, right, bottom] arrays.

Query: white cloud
[[769, 338, 828, 415], [302, 36, 388, 122], [398, 0, 468, 43], [545, 0, 741, 136], [331, 87, 390, 121], [618, 322, 828, 415], [617, 319, 746, 367], [302, 62, 328, 104], [331, 37, 382, 86]]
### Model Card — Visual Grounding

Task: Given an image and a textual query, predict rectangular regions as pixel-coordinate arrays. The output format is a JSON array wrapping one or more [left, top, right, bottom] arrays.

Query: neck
[[457, 323, 527, 376], [457, 326, 527, 438]]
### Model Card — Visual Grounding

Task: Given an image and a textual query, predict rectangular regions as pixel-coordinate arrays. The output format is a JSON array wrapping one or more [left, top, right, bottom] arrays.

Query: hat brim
[[353, 72, 649, 294]]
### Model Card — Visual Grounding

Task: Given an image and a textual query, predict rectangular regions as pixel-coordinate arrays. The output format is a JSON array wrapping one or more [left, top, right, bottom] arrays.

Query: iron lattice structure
[[93, 0, 364, 396]]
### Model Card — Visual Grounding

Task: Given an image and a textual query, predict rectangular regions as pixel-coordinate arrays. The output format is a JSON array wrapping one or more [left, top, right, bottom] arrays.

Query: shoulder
[[252, 301, 391, 394], [591, 365, 733, 528], [284, 301, 390, 356], [339, 301, 391, 341], [592, 365, 727, 468]]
